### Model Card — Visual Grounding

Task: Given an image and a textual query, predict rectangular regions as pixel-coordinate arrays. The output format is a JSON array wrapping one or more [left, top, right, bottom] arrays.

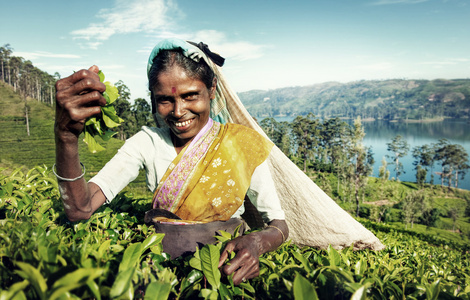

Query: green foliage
[[1, 166, 470, 299], [83, 71, 124, 153]]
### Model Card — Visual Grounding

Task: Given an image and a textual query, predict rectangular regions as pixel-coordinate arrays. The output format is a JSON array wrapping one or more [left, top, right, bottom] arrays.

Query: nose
[[172, 99, 186, 118]]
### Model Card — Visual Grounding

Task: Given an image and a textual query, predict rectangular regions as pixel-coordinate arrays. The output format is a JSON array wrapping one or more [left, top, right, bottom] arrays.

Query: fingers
[[219, 243, 235, 268], [55, 68, 105, 94], [220, 241, 260, 285], [57, 89, 106, 119], [62, 98, 103, 122], [55, 68, 107, 121], [223, 250, 259, 285], [88, 65, 100, 73]]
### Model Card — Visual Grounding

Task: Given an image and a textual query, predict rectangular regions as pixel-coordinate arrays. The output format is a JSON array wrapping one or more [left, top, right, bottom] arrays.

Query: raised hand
[[55, 65, 107, 140]]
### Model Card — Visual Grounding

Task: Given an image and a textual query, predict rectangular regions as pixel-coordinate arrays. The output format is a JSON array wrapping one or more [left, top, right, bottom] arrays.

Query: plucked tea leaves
[[83, 70, 123, 153]]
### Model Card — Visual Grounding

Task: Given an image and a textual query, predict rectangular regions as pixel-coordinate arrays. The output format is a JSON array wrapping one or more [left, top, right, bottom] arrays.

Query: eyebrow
[[181, 91, 199, 97], [154, 94, 174, 102]]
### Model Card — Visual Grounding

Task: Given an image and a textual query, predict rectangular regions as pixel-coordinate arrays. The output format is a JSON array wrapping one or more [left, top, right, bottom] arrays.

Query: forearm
[[55, 134, 95, 221], [250, 219, 289, 256]]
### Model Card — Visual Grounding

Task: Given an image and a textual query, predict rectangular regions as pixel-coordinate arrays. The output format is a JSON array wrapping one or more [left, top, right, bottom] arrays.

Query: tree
[[0, 44, 13, 83], [348, 117, 374, 217], [448, 207, 460, 232], [260, 118, 293, 157], [279, 124, 292, 157], [369, 205, 390, 223], [113, 80, 133, 140], [435, 139, 470, 188], [386, 135, 410, 181], [378, 157, 390, 182], [402, 191, 426, 229], [260, 118, 281, 144], [292, 113, 319, 172], [132, 98, 153, 129], [0, 46, 57, 106], [419, 207, 440, 227], [415, 165, 427, 188], [320, 117, 349, 164], [412, 144, 435, 184]]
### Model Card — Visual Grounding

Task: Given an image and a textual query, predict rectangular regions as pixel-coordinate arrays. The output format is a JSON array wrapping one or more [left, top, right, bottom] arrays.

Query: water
[[360, 119, 470, 190], [271, 117, 470, 190]]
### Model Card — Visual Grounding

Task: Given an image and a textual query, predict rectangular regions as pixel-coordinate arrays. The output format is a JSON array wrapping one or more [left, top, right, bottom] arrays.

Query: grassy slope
[[0, 82, 151, 198]]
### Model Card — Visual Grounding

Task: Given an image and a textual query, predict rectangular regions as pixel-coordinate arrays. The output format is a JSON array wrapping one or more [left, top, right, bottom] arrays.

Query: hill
[[0, 81, 149, 193], [238, 78, 470, 120]]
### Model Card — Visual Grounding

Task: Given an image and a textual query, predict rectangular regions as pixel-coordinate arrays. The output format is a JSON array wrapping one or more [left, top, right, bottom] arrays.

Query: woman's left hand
[[218, 219, 288, 285], [218, 234, 261, 285]]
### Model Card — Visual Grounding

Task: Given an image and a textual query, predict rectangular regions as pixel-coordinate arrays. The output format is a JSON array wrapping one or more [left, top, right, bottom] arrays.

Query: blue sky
[[2, 0, 469, 101]]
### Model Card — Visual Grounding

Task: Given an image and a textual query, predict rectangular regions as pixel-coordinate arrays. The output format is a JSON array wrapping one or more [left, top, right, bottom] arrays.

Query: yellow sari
[[152, 120, 273, 223]]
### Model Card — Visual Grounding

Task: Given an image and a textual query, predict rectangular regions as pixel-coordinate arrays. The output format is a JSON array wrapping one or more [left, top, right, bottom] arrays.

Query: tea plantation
[[1, 166, 469, 299]]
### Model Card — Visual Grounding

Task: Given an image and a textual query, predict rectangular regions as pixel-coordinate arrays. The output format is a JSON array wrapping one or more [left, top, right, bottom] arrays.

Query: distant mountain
[[237, 79, 470, 121]]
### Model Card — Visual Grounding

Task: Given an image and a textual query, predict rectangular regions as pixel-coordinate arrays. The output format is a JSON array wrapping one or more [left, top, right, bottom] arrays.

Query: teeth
[[175, 119, 192, 127]]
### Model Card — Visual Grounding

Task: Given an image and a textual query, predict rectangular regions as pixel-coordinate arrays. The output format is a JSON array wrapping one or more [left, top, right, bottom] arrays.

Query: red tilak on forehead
[[171, 87, 176, 94]]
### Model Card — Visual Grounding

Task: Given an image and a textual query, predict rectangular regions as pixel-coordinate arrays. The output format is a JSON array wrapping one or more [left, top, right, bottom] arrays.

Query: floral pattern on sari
[[153, 121, 221, 210]]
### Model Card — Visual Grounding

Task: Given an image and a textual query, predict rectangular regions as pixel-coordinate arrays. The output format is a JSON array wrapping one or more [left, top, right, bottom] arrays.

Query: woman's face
[[153, 66, 215, 148]]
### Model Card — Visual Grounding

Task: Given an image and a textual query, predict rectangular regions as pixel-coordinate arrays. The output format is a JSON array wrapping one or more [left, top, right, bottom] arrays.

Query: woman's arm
[[218, 219, 289, 285], [54, 65, 107, 221]]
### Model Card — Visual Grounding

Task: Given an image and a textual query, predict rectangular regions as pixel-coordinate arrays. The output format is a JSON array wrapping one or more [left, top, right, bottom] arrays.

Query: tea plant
[[1, 166, 470, 299]]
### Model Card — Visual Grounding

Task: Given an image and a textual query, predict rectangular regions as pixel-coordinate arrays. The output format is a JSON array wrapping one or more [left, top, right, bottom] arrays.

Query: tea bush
[[1, 166, 469, 299]]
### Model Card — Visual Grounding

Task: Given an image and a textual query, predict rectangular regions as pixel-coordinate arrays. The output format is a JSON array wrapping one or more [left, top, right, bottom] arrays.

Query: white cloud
[[140, 29, 267, 62], [71, 0, 179, 48], [189, 30, 267, 61], [14, 51, 81, 60], [420, 58, 470, 65], [357, 62, 394, 71]]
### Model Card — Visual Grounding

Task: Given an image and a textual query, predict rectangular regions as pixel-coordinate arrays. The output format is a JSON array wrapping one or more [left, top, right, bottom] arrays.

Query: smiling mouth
[[173, 118, 193, 128]]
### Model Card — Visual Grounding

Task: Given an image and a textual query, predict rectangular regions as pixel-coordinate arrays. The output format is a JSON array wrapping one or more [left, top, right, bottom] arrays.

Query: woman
[[54, 38, 288, 285]]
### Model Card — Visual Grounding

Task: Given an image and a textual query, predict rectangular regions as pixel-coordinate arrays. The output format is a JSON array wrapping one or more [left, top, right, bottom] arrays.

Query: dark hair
[[148, 49, 215, 115]]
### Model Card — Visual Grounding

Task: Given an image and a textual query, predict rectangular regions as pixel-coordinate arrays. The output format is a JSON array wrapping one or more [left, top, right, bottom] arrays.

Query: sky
[[2, 0, 469, 101]]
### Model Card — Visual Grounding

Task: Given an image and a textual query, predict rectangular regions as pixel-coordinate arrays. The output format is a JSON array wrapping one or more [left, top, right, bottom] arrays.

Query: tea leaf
[[0, 280, 29, 300], [119, 243, 143, 272], [351, 283, 372, 300], [49, 268, 104, 300], [200, 244, 221, 289], [110, 267, 135, 298], [144, 282, 172, 300], [293, 273, 318, 300], [14, 262, 47, 300], [327, 245, 341, 266], [141, 233, 165, 253], [189, 247, 202, 271]]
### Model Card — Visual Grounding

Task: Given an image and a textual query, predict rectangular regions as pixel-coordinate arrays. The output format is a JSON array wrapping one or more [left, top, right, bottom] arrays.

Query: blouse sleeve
[[89, 129, 153, 203], [246, 160, 285, 223]]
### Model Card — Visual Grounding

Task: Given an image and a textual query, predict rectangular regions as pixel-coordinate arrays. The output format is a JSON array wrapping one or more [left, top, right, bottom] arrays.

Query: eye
[[155, 95, 173, 104], [182, 92, 199, 101]]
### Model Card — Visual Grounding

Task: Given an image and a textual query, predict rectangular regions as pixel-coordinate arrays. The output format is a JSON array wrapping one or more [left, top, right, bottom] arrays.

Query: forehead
[[153, 66, 206, 94]]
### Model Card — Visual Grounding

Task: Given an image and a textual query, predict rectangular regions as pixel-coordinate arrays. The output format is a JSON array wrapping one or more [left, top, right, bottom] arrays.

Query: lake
[[271, 117, 470, 191]]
